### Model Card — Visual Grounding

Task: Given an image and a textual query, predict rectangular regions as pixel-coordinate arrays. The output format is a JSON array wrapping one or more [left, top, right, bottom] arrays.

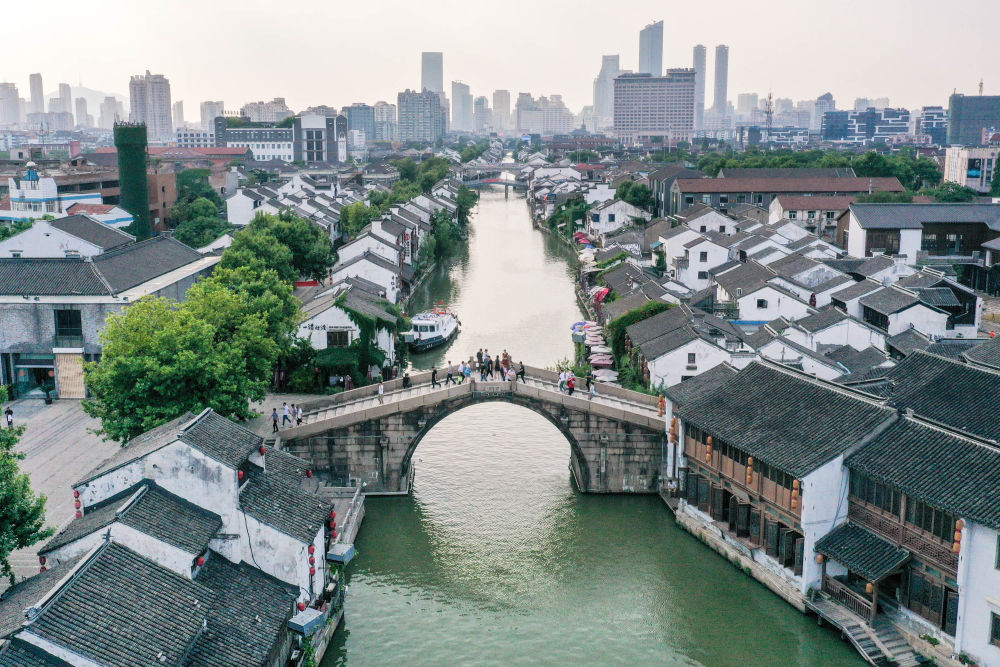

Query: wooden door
[[793, 538, 804, 576], [728, 496, 739, 532], [736, 504, 751, 537], [697, 478, 710, 511], [711, 487, 725, 521], [765, 521, 780, 557]]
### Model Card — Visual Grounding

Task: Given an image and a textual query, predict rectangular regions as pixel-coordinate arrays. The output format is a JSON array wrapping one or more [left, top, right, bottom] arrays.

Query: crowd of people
[[557, 368, 596, 399], [427, 348, 526, 387]]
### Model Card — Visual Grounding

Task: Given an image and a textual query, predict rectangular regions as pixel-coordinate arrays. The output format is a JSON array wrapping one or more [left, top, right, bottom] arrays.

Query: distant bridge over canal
[[280, 366, 667, 494]]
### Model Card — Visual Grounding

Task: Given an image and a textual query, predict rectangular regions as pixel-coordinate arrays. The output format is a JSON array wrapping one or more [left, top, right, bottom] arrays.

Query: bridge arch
[[398, 393, 592, 492]]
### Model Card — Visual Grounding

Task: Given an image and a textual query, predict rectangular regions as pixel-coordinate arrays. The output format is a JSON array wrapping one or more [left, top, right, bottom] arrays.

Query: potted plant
[[41, 384, 56, 405]]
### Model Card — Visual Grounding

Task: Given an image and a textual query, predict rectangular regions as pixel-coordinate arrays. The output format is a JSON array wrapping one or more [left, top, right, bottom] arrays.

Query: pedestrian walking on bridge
[[517, 361, 526, 383], [446, 362, 457, 385], [377, 381, 385, 405], [431, 366, 440, 388], [271, 408, 279, 433]]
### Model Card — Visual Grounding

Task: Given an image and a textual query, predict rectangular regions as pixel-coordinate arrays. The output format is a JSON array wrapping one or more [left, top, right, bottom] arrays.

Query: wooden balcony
[[686, 436, 799, 517], [848, 501, 957, 574]]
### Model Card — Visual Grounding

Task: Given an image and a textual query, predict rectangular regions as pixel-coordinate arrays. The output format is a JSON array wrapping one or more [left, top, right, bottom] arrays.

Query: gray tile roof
[[240, 448, 333, 543], [663, 363, 738, 406], [180, 410, 263, 469], [678, 362, 893, 477], [76, 413, 194, 485], [849, 202, 1000, 230], [814, 522, 909, 581], [847, 417, 1000, 529], [601, 292, 651, 323], [0, 236, 206, 297], [0, 639, 72, 667], [0, 558, 83, 639], [625, 305, 691, 346], [637, 325, 702, 360], [963, 336, 1000, 370], [187, 557, 297, 667], [859, 287, 921, 316], [30, 543, 214, 667], [881, 351, 1000, 441], [898, 270, 946, 289], [43, 483, 220, 556], [830, 279, 883, 303], [885, 328, 932, 356], [49, 215, 134, 251], [794, 307, 846, 333], [923, 338, 985, 360], [916, 287, 960, 307], [826, 345, 888, 373], [713, 261, 774, 297]]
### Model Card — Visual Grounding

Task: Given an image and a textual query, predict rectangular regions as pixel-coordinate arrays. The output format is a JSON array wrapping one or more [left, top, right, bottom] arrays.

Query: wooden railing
[[849, 501, 957, 573], [823, 575, 874, 621]]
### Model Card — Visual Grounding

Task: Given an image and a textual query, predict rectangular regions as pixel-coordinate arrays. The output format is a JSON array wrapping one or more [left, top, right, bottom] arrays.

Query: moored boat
[[400, 305, 460, 352]]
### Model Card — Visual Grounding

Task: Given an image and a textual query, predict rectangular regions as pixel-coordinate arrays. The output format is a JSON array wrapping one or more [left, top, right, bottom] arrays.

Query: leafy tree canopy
[[176, 169, 222, 208], [616, 180, 654, 211], [247, 211, 333, 280], [219, 229, 297, 283], [0, 387, 53, 585]]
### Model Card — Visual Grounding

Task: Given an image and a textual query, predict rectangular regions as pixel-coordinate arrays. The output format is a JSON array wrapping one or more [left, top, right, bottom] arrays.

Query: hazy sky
[[6, 0, 999, 117]]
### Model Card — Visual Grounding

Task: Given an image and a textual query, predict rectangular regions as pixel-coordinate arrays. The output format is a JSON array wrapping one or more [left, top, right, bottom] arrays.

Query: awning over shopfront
[[815, 522, 910, 582]]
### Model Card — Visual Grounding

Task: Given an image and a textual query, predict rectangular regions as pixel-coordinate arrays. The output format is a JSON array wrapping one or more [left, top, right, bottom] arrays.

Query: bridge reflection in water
[[281, 365, 666, 495]]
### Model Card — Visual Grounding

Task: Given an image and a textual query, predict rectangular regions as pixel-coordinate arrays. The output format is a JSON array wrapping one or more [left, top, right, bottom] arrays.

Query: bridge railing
[[521, 365, 660, 408]]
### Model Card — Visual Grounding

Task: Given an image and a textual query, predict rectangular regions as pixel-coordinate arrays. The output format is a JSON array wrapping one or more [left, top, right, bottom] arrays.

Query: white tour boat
[[401, 305, 460, 352]]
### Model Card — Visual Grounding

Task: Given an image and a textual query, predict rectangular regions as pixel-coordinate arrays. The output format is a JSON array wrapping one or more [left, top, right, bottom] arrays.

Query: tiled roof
[[30, 543, 214, 667], [678, 362, 893, 477], [637, 325, 703, 360], [722, 168, 857, 179], [923, 338, 985, 360], [794, 307, 846, 333], [825, 346, 888, 375], [65, 203, 116, 216], [916, 287, 960, 307], [186, 557, 297, 667], [859, 287, 921, 316], [814, 522, 909, 581], [76, 414, 193, 485], [847, 417, 1000, 529], [49, 215, 133, 251], [713, 261, 774, 297], [180, 410, 263, 469], [239, 448, 333, 543], [0, 639, 72, 667], [0, 558, 82, 639], [849, 202, 1000, 230], [0, 259, 108, 296], [885, 328, 931, 356], [881, 351, 1000, 441], [898, 270, 945, 289], [624, 305, 690, 346], [676, 177, 904, 194], [963, 336, 1000, 370], [663, 363, 738, 406], [90, 236, 205, 293], [774, 194, 856, 211], [42, 483, 220, 556]]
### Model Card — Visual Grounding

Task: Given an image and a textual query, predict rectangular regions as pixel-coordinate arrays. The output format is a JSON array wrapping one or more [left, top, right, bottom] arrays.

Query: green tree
[[173, 215, 231, 248], [991, 168, 1000, 197], [175, 169, 222, 207], [920, 182, 979, 202], [393, 158, 418, 183], [247, 211, 333, 280], [339, 201, 375, 240], [0, 387, 54, 585], [219, 230, 297, 283], [83, 297, 271, 442], [567, 150, 599, 162], [616, 181, 654, 211], [455, 185, 478, 227]]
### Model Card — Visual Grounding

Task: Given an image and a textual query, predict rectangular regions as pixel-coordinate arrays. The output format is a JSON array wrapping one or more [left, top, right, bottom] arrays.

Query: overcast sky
[[6, 0, 998, 117]]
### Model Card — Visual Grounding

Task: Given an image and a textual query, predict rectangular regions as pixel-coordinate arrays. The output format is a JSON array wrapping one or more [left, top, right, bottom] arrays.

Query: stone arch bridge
[[279, 366, 667, 494]]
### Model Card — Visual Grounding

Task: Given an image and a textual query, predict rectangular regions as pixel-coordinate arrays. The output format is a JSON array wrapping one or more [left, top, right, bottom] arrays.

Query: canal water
[[322, 188, 861, 666]]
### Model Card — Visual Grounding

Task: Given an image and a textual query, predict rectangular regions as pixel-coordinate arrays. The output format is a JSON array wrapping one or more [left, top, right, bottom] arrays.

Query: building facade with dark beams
[[669, 358, 1000, 666]]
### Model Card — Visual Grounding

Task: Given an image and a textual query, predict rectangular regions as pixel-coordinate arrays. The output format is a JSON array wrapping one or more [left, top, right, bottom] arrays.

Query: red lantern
[[73, 490, 80, 498], [308, 545, 316, 555], [330, 510, 336, 520], [309, 556, 315, 565], [39, 566, 46, 573], [330, 521, 336, 531], [297, 602, 306, 612], [259, 445, 267, 455], [309, 567, 316, 576], [306, 470, 313, 478], [238, 470, 245, 481], [197, 557, 205, 567], [75, 511, 82, 518], [38, 556, 46, 565], [332, 530, 338, 539], [74, 499, 81, 509]]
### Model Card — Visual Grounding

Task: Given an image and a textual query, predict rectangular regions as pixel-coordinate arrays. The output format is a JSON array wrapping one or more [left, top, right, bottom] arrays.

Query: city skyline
[[3, 0, 998, 115]]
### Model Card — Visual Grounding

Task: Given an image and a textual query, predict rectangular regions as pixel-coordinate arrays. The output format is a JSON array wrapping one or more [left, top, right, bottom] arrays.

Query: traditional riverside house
[[328, 250, 402, 304], [858, 286, 950, 337], [680, 206, 738, 235], [296, 280, 398, 370], [676, 362, 895, 596], [336, 226, 402, 267], [674, 234, 730, 290], [587, 198, 652, 239], [0, 409, 349, 666], [830, 278, 885, 319], [781, 307, 888, 352], [766, 253, 854, 308], [711, 260, 813, 323], [0, 214, 134, 258]]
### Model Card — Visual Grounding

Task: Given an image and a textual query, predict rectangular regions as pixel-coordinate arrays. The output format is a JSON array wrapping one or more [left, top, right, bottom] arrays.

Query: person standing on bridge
[[567, 375, 575, 396], [377, 381, 385, 404], [476, 348, 484, 368], [431, 366, 440, 388], [517, 361, 526, 383], [281, 403, 292, 428], [271, 408, 279, 433], [296, 405, 303, 426], [446, 361, 456, 385]]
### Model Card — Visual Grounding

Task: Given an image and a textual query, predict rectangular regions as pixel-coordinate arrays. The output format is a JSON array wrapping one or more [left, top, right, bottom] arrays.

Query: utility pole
[[764, 91, 774, 144]]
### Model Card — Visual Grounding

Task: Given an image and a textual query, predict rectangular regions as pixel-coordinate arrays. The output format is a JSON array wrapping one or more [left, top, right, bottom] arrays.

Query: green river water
[[321, 187, 861, 666]]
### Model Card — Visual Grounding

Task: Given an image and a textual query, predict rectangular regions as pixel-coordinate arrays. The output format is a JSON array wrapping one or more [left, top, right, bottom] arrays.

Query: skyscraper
[[345, 103, 376, 144], [373, 101, 397, 141], [129, 71, 173, 141], [57, 83, 72, 116], [638, 21, 663, 76], [593, 55, 621, 131], [99, 96, 123, 129], [613, 70, 696, 145], [0, 83, 20, 126], [200, 101, 224, 131], [693, 45, 706, 130], [948, 94, 1000, 145], [713, 45, 729, 114], [451, 81, 472, 133], [473, 96, 490, 132], [74, 97, 89, 127], [397, 89, 446, 142], [29, 73, 43, 114], [421, 52, 443, 94], [172, 100, 184, 128], [492, 90, 510, 132]]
